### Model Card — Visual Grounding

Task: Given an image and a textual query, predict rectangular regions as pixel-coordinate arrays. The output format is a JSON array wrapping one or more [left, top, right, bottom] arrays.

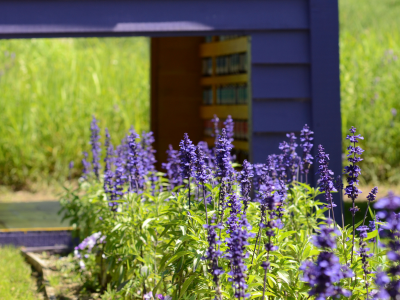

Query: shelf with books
[[200, 74, 248, 86], [200, 105, 248, 119], [200, 36, 248, 57]]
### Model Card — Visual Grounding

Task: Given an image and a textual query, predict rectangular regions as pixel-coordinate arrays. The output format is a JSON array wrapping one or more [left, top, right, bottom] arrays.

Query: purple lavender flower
[[300, 124, 314, 182], [300, 252, 353, 299], [126, 132, 145, 192], [197, 141, 214, 170], [316, 145, 337, 223], [195, 146, 212, 224], [312, 225, 340, 249], [90, 116, 101, 180], [179, 133, 197, 208], [162, 145, 182, 190], [300, 224, 353, 299], [344, 127, 364, 263], [203, 220, 224, 300], [372, 192, 400, 299], [252, 163, 266, 195], [223, 115, 234, 143], [357, 224, 372, 298], [139, 131, 158, 193], [81, 151, 91, 180], [225, 194, 254, 299], [104, 128, 114, 173], [179, 133, 197, 180], [110, 156, 126, 208], [237, 160, 254, 213], [215, 129, 234, 179], [212, 114, 220, 145]]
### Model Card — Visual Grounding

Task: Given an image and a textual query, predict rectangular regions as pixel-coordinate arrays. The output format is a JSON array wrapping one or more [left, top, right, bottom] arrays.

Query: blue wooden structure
[[0, 0, 342, 225]]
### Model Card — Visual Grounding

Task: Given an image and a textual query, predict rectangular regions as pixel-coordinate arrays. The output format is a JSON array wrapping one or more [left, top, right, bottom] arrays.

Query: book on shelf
[[202, 87, 213, 105], [215, 53, 247, 76], [216, 84, 248, 105]]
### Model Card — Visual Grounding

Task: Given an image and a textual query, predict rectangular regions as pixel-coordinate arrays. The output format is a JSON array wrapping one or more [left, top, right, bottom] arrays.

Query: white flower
[[79, 260, 86, 270]]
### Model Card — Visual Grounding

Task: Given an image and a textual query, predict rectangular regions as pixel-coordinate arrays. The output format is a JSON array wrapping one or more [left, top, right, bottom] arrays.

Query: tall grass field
[[0, 38, 149, 188], [0, 0, 400, 189], [340, 0, 400, 184]]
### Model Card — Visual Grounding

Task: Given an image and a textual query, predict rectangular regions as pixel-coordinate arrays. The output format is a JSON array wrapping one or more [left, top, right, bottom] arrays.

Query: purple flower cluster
[[316, 145, 337, 222], [81, 151, 91, 180], [162, 145, 182, 190], [215, 129, 234, 179], [179, 133, 197, 180], [373, 192, 400, 299], [225, 193, 254, 299], [300, 224, 353, 299], [237, 160, 254, 213], [127, 132, 145, 192], [203, 221, 224, 299], [74, 231, 106, 269], [90, 116, 101, 180]]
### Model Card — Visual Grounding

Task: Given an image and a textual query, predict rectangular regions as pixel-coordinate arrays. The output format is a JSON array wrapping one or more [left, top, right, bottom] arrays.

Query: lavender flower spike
[[195, 146, 212, 224], [90, 116, 101, 180], [237, 159, 254, 214], [81, 151, 91, 180], [162, 145, 182, 190], [127, 132, 145, 193], [203, 219, 224, 300], [223, 115, 234, 143], [179, 133, 197, 208], [300, 124, 314, 183], [316, 145, 337, 224], [215, 129, 234, 179], [300, 224, 353, 299], [344, 126, 364, 263]]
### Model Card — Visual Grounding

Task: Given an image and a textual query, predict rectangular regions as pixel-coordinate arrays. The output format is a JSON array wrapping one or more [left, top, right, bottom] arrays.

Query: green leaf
[[142, 218, 156, 229], [365, 229, 378, 241], [165, 251, 193, 266], [277, 271, 290, 285], [278, 231, 296, 242], [178, 274, 197, 300]]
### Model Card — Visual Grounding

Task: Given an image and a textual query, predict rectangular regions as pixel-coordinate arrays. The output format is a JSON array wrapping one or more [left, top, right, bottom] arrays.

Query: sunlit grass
[[0, 37, 150, 188], [0, 246, 40, 299], [340, 0, 400, 184]]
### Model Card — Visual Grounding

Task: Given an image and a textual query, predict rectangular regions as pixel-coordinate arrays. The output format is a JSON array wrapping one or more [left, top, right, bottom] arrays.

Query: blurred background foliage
[[0, 0, 399, 189], [0, 38, 149, 188], [340, 0, 400, 185]]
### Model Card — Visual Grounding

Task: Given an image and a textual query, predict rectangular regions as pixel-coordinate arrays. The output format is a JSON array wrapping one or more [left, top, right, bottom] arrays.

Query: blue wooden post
[[309, 0, 342, 226]]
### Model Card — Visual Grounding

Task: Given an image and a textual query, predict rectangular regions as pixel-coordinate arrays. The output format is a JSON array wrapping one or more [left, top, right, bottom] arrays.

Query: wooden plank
[[251, 65, 310, 98], [201, 74, 248, 86], [200, 105, 248, 119], [0, 227, 74, 233], [251, 31, 310, 64], [204, 137, 248, 151], [151, 37, 203, 167], [200, 37, 248, 57], [0, 0, 309, 38], [309, 0, 342, 225], [252, 100, 311, 132]]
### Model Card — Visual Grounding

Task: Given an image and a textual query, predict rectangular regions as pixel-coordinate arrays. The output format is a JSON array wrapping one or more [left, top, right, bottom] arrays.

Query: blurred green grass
[[340, 0, 400, 185], [0, 246, 40, 299], [0, 38, 149, 188]]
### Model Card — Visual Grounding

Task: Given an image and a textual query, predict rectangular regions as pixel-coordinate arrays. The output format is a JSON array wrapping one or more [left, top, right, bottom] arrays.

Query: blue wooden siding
[[250, 29, 311, 162], [0, 0, 308, 38]]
